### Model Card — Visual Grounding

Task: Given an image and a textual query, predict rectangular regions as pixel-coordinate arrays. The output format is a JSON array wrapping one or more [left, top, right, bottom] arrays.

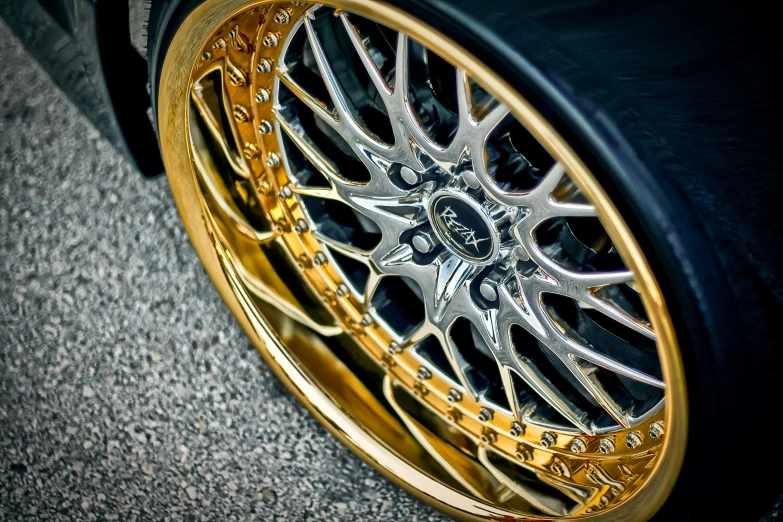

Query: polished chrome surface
[[276, 5, 663, 435]]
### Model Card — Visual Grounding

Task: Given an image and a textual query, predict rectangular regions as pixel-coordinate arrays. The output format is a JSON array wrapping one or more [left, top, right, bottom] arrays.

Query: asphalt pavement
[[0, 18, 448, 522]]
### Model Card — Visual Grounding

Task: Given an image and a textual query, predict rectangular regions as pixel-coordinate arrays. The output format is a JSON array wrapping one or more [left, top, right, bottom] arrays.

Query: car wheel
[[146, 1, 783, 520]]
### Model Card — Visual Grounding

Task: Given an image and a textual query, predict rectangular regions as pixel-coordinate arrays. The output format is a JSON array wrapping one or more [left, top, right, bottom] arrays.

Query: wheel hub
[[428, 188, 501, 264]]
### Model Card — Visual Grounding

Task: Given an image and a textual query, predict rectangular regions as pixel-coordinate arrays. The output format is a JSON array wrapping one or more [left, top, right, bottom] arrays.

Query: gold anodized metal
[[158, 1, 688, 520]]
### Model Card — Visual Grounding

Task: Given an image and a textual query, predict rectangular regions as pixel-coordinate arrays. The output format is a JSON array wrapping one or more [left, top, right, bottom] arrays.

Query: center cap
[[429, 190, 499, 265]]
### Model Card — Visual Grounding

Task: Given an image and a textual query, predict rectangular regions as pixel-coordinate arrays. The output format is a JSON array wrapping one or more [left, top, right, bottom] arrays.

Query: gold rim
[[158, 1, 688, 520]]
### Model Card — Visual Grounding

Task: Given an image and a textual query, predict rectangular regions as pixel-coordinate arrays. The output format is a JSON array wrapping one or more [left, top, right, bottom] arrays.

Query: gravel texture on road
[[0, 19, 448, 522]]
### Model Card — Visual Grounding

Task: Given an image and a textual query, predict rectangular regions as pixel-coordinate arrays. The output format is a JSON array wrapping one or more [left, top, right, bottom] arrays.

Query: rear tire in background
[[147, 1, 783, 520]]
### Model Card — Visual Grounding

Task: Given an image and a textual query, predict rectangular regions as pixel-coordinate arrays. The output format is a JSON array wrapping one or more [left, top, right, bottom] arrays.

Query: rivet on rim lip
[[273, 8, 291, 24], [446, 389, 462, 403], [480, 427, 497, 444], [446, 408, 462, 423], [265, 153, 280, 167], [509, 422, 525, 438], [335, 284, 349, 297], [599, 437, 616, 454], [278, 185, 293, 199], [313, 252, 328, 266], [649, 421, 665, 440], [515, 444, 532, 462], [258, 120, 273, 134], [551, 459, 570, 477], [359, 313, 373, 327], [387, 341, 402, 355], [255, 89, 271, 103], [570, 437, 587, 454], [477, 407, 494, 423], [262, 32, 280, 47], [212, 37, 226, 49], [257, 58, 272, 73], [242, 143, 258, 160], [416, 367, 432, 381], [233, 105, 249, 122], [293, 219, 308, 233], [540, 432, 557, 448], [626, 431, 644, 449]]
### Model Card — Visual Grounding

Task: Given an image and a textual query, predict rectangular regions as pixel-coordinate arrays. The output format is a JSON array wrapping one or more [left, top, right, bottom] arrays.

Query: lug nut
[[417, 367, 432, 381], [540, 432, 557, 448], [626, 431, 643, 449], [258, 120, 274, 134], [461, 169, 481, 189], [400, 166, 421, 185], [412, 231, 437, 254], [266, 153, 280, 167], [599, 437, 616, 454], [446, 389, 462, 403], [479, 280, 498, 301], [513, 245, 530, 261], [257, 58, 272, 73], [477, 407, 494, 423], [509, 422, 525, 437], [255, 89, 270, 103], [649, 421, 665, 440], [570, 437, 587, 454]]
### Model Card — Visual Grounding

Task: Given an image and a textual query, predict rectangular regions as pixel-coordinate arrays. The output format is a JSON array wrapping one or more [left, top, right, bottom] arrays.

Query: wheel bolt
[[626, 431, 643, 449], [412, 231, 436, 253], [336, 284, 349, 297], [509, 422, 525, 437], [599, 437, 616, 454], [649, 421, 665, 440], [257, 58, 272, 73], [255, 89, 270, 103], [478, 407, 494, 423], [540, 432, 557, 448], [446, 389, 462, 403], [570, 437, 587, 454], [360, 313, 374, 327]]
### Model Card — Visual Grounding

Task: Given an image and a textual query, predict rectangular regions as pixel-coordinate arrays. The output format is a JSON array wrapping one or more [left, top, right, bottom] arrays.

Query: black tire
[[147, 1, 783, 520]]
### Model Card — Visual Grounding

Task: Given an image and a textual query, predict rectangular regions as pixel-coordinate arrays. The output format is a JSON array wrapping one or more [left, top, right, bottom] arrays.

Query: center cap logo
[[430, 192, 497, 264]]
